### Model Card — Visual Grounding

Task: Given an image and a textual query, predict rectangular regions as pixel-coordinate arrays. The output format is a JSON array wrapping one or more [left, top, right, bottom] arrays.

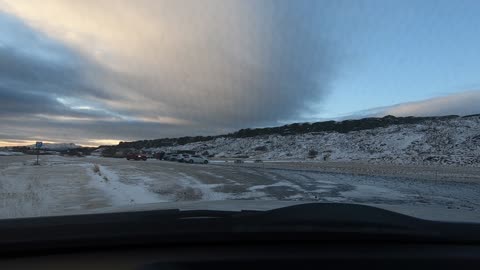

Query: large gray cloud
[[0, 12, 114, 119], [0, 1, 340, 145], [3, 1, 480, 147], [137, 0, 337, 127]]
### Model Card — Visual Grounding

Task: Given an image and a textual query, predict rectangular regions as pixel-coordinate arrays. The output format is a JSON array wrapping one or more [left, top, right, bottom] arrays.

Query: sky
[[0, 0, 480, 146]]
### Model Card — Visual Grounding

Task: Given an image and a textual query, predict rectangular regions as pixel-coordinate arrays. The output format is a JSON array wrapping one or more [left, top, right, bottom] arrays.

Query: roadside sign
[[34, 142, 43, 165]]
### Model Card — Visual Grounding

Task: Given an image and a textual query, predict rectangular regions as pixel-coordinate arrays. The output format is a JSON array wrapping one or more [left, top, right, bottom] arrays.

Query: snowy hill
[[146, 115, 480, 166]]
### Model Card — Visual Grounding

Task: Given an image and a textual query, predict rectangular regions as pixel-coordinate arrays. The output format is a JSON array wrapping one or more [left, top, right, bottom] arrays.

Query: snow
[[0, 151, 24, 156], [0, 156, 108, 219], [1, 155, 480, 221], [146, 116, 480, 167], [83, 163, 163, 205], [248, 180, 315, 194], [341, 185, 406, 200], [176, 172, 229, 200], [0, 163, 53, 218]]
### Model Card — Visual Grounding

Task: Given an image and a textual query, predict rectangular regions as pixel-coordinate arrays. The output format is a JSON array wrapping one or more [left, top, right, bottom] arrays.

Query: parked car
[[126, 153, 147, 161], [254, 159, 263, 163], [177, 154, 191, 163], [184, 155, 209, 164], [154, 152, 165, 160], [234, 159, 244, 164], [168, 154, 179, 161]]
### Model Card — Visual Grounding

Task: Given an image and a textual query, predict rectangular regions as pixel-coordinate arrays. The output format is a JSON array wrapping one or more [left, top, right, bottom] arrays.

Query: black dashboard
[[1, 203, 479, 269]]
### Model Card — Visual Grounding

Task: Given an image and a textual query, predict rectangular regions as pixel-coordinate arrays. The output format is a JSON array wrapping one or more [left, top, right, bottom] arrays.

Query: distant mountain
[[30, 143, 80, 151]]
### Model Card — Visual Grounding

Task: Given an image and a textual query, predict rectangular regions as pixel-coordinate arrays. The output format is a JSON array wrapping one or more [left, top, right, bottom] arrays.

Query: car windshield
[[0, 0, 480, 224]]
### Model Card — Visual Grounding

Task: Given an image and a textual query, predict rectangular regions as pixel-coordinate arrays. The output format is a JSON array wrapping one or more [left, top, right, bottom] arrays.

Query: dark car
[[154, 152, 165, 160], [126, 153, 147, 161]]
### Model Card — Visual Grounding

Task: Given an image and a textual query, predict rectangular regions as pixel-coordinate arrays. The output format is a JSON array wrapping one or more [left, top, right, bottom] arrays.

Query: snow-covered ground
[[146, 116, 480, 166], [0, 151, 24, 156], [1, 155, 479, 221]]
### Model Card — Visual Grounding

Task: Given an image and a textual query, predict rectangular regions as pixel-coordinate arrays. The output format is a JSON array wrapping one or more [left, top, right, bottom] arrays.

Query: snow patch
[[84, 164, 163, 206], [341, 184, 406, 200], [176, 172, 229, 200], [0, 151, 24, 156]]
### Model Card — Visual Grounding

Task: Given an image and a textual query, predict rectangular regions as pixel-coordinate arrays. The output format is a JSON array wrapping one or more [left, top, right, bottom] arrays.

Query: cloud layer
[[349, 90, 480, 119], [1, 1, 479, 146], [0, 0, 339, 145]]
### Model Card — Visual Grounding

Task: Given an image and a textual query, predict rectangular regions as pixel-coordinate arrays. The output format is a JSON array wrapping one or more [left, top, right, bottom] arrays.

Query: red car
[[126, 153, 147, 161]]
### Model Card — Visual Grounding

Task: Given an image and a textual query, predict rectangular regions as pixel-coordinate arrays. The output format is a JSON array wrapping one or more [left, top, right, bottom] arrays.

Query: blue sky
[[319, 0, 480, 117], [0, 0, 480, 146]]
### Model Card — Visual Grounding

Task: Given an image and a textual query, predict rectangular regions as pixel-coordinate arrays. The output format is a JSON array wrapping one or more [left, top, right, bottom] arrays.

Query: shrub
[[100, 147, 117, 157], [308, 149, 318, 158], [93, 164, 101, 174], [254, 145, 268, 151]]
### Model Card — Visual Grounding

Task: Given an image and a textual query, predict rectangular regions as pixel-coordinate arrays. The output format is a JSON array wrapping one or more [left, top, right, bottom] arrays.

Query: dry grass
[[92, 164, 108, 181], [92, 164, 101, 174]]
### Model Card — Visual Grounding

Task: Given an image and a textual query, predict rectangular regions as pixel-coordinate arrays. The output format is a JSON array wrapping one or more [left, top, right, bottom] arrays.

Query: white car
[[184, 155, 209, 164], [178, 154, 191, 162], [167, 154, 179, 161]]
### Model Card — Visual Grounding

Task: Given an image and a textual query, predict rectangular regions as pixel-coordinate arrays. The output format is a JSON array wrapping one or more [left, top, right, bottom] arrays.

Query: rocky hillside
[[143, 115, 480, 166]]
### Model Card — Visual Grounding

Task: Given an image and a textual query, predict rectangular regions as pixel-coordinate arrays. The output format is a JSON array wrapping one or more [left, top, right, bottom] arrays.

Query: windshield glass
[[0, 0, 479, 223]]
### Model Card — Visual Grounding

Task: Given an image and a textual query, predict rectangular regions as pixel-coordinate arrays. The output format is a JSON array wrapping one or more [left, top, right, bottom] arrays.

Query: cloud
[[0, 12, 116, 119], [1, 2, 479, 148], [0, 117, 226, 146], [349, 90, 480, 118], [1, 0, 338, 132]]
